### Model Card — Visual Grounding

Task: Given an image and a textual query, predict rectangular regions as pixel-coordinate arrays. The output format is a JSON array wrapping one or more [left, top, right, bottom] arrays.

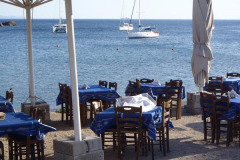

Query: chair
[[0, 141, 4, 160], [200, 91, 216, 142], [58, 83, 67, 122], [29, 106, 46, 124], [93, 102, 117, 151], [6, 88, 13, 103], [107, 82, 118, 108], [8, 134, 44, 160], [227, 72, 240, 78], [215, 95, 232, 146], [128, 80, 141, 96], [165, 80, 183, 120], [156, 98, 171, 156], [114, 105, 143, 160], [140, 78, 154, 84], [109, 82, 117, 91], [99, 80, 108, 88], [207, 76, 223, 98]]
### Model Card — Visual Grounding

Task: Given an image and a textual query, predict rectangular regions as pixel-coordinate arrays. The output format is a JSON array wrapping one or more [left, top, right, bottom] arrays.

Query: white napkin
[[117, 93, 157, 112], [152, 80, 161, 86], [81, 84, 89, 89], [228, 89, 239, 99]]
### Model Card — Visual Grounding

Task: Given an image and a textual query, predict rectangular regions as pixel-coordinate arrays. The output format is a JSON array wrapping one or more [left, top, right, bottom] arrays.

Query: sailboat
[[53, 0, 67, 33], [119, 0, 133, 31], [128, 0, 159, 39]]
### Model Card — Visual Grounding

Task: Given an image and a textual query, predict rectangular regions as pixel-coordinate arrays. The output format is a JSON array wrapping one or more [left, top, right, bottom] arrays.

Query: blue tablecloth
[[125, 84, 186, 99], [90, 106, 173, 141], [222, 96, 240, 120], [0, 112, 56, 137], [56, 85, 121, 105], [0, 95, 15, 113], [204, 78, 240, 94]]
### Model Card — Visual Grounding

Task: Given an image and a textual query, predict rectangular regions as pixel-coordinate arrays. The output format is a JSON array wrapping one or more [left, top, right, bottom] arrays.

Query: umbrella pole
[[199, 87, 203, 92], [65, 0, 82, 141], [26, 6, 35, 105]]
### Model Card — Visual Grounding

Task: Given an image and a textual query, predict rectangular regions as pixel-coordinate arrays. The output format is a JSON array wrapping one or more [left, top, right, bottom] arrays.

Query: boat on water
[[119, 22, 134, 31], [52, 0, 67, 33], [128, 0, 159, 39]]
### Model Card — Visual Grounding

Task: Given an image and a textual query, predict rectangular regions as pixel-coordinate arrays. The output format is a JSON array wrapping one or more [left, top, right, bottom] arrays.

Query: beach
[[1, 103, 240, 160]]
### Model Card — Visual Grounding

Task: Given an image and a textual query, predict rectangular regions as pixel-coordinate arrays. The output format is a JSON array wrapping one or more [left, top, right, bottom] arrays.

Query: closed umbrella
[[191, 0, 214, 92]]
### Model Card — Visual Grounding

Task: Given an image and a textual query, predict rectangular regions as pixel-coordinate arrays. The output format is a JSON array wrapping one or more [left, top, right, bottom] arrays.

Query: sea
[[0, 19, 239, 111]]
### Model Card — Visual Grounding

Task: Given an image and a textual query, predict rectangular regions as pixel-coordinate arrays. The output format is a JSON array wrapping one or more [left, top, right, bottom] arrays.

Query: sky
[[0, 0, 239, 20]]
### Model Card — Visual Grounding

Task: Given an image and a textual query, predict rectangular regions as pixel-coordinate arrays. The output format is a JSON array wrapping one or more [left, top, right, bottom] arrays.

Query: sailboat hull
[[128, 31, 159, 39], [119, 25, 134, 31], [53, 24, 67, 33]]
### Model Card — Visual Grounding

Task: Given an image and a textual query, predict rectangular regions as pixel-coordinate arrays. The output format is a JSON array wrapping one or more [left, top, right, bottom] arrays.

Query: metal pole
[[65, 0, 82, 141], [26, 6, 35, 105]]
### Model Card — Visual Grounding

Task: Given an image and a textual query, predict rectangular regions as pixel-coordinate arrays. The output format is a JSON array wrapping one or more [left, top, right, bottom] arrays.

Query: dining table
[[125, 83, 186, 99], [0, 95, 15, 113], [222, 96, 240, 120], [90, 106, 173, 141], [56, 84, 121, 105], [205, 77, 240, 94]]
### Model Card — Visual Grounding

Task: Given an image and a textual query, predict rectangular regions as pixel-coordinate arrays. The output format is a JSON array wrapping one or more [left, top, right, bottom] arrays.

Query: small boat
[[128, 0, 159, 39], [128, 26, 159, 39], [119, 23, 134, 31], [52, 0, 67, 33]]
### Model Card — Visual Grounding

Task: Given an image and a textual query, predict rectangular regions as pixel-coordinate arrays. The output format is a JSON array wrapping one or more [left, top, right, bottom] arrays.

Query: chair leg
[[61, 104, 64, 122], [211, 117, 215, 143], [216, 121, 220, 145], [151, 139, 154, 160], [101, 134, 105, 150], [166, 124, 170, 152], [203, 117, 207, 141], [162, 128, 166, 156]]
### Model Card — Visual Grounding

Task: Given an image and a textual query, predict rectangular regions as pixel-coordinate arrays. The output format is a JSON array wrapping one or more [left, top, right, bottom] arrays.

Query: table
[[0, 112, 56, 137], [56, 85, 121, 105], [125, 84, 186, 99], [0, 95, 15, 113], [205, 77, 240, 94], [90, 106, 173, 141], [222, 96, 240, 120]]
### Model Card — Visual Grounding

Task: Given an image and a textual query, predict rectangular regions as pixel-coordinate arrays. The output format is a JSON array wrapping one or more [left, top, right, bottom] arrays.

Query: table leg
[[26, 136, 31, 160]]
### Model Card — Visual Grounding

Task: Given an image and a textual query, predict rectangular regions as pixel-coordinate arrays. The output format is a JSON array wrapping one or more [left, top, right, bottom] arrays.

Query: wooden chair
[[128, 80, 141, 96], [8, 134, 44, 160], [109, 82, 117, 91], [58, 83, 68, 122], [29, 106, 46, 124], [200, 91, 216, 142], [107, 82, 118, 108], [215, 95, 232, 146], [140, 78, 154, 84], [99, 80, 108, 88], [156, 98, 171, 156], [6, 88, 13, 103], [165, 80, 183, 120], [208, 76, 223, 98], [65, 85, 74, 126], [227, 72, 240, 78], [0, 141, 4, 160], [114, 105, 143, 160]]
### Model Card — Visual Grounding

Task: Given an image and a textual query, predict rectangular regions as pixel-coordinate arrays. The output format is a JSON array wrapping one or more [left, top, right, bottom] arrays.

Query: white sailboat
[[53, 0, 67, 33], [128, 0, 159, 39], [119, 0, 133, 31]]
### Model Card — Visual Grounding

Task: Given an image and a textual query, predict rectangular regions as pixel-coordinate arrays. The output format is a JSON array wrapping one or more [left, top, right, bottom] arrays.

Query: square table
[[125, 83, 186, 99], [56, 85, 121, 105], [90, 106, 173, 141], [0, 95, 15, 113]]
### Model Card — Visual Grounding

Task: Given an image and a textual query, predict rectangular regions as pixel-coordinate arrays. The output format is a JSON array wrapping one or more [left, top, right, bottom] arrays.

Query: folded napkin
[[228, 89, 239, 99], [81, 84, 89, 90], [152, 80, 161, 86], [117, 93, 157, 112]]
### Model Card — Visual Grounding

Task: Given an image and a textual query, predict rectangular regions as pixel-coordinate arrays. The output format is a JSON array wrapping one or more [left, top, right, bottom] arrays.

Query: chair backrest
[[6, 88, 13, 103], [29, 106, 46, 124], [92, 100, 103, 117], [114, 105, 142, 132], [227, 72, 240, 78], [215, 95, 230, 119], [99, 80, 108, 88], [161, 99, 172, 127], [109, 82, 117, 91], [128, 80, 140, 96], [165, 80, 183, 100], [208, 76, 223, 97], [0, 141, 4, 160], [200, 92, 216, 117], [140, 78, 154, 84]]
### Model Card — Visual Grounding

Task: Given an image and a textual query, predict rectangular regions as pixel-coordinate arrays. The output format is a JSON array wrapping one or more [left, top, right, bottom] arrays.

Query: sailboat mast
[[59, 0, 62, 25], [138, 0, 141, 31]]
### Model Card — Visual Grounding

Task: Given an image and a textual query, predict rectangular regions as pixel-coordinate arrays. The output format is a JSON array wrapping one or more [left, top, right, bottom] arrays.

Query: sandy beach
[[1, 103, 240, 160]]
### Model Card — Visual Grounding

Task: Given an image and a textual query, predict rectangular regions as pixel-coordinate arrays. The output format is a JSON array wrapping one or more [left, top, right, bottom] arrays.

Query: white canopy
[[191, 0, 214, 91]]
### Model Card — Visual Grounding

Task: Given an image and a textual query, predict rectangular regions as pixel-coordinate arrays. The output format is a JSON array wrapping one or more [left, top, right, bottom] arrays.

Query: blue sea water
[[0, 19, 239, 111]]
